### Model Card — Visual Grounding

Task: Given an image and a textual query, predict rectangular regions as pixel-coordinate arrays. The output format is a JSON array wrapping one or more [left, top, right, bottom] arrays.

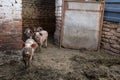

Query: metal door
[[61, 1, 104, 50]]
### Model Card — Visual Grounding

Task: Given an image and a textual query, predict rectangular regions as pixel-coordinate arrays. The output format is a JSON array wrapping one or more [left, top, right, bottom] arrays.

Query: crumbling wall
[[101, 21, 120, 54], [54, 0, 62, 45], [22, 0, 55, 34], [0, 0, 22, 50]]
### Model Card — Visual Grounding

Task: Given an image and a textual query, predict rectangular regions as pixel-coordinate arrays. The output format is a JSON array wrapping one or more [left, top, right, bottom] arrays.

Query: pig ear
[[39, 33, 43, 36], [31, 43, 37, 48]]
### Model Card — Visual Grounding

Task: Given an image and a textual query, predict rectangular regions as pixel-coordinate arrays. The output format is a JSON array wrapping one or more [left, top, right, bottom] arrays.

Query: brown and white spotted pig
[[34, 30, 48, 51], [22, 38, 38, 68], [24, 28, 33, 40]]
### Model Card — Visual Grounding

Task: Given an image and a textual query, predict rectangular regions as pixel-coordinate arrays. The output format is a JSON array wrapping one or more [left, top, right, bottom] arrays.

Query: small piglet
[[22, 38, 38, 68], [35, 30, 48, 51]]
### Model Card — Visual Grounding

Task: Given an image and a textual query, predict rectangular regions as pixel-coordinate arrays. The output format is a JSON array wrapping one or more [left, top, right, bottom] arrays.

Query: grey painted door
[[61, 2, 104, 50]]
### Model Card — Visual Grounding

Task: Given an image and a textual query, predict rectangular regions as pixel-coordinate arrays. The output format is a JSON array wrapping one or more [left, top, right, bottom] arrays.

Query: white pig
[[35, 30, 48, 51], [22, 38, 38, 68]]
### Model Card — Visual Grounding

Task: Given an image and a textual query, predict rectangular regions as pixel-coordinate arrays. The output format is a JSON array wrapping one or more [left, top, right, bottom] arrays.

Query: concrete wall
[[22, 0, 55, 34], [0, 0, 22, 50], [101, 21, 120, 54], [54, 0, 62, 45]]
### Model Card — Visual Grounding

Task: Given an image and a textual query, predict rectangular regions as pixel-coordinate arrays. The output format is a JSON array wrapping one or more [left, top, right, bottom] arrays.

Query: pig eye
[[39, 33, 43, 36]]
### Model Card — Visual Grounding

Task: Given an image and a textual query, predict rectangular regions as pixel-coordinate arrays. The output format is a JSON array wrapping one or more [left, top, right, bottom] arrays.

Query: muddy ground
[[0, 39, 120, 80]]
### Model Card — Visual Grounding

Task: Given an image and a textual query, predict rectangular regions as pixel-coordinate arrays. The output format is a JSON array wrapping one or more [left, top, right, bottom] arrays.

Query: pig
[[32, 27, 43, 42], [34, 30, 48, 51], [36, 26, 43, 32], [24, 28, 33, 40], [22, 38, 38, 68]]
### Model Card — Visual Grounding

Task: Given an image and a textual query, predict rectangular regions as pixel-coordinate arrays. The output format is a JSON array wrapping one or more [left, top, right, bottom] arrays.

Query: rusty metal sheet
[[61, 2, 104, 50]]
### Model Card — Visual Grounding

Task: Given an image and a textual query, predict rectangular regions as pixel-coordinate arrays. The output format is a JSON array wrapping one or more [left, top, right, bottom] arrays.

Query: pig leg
[[36, 43, 40, 52], [23, 59, 27, 68], [28, 52, 34, 67], [39, 45, 42, 52], [27, 57, 31, 68], [30, 50, 33, 60], [31, 50, 35, 60], [28, 58, 31, 68], [25, 58, 29, 68], [45, 39, 47, 48], [36, 45, 39, 52], [22, 55, 28, 68], [26, 56, 30, 68], [39, 40, 43, 52], [36, 44, 41, 52]]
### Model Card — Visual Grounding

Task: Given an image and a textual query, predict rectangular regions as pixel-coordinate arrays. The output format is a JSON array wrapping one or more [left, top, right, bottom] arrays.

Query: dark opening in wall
[[22, 0, 56, 39]]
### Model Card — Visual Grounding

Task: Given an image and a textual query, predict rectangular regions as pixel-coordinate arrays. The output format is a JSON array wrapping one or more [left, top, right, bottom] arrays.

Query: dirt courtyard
[[0, 39, 120, 80]]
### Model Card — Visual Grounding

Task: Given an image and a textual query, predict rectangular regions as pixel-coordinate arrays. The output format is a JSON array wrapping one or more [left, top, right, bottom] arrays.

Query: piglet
[[22, 38, 38, 68], [35, 30, 48, 51]]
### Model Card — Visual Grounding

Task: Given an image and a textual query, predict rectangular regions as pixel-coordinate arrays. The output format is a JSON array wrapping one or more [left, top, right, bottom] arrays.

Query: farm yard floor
[[0, 39, 120, 80]]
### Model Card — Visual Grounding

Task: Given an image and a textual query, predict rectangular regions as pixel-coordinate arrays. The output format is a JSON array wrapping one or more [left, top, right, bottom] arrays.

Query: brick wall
[[101, 21, 120, 54], [0, 0, 23, 50], [22, 0, 55, 34], [0, 0, 55, 51]]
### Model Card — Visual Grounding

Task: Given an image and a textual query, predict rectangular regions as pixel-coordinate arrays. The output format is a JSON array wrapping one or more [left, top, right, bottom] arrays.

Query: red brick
[[0, 34, 22, 43], [0, 42, 23, 51], [16, 27, 22, 33], [14, 21, 22, 26], [13, 19, 22, 21]]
